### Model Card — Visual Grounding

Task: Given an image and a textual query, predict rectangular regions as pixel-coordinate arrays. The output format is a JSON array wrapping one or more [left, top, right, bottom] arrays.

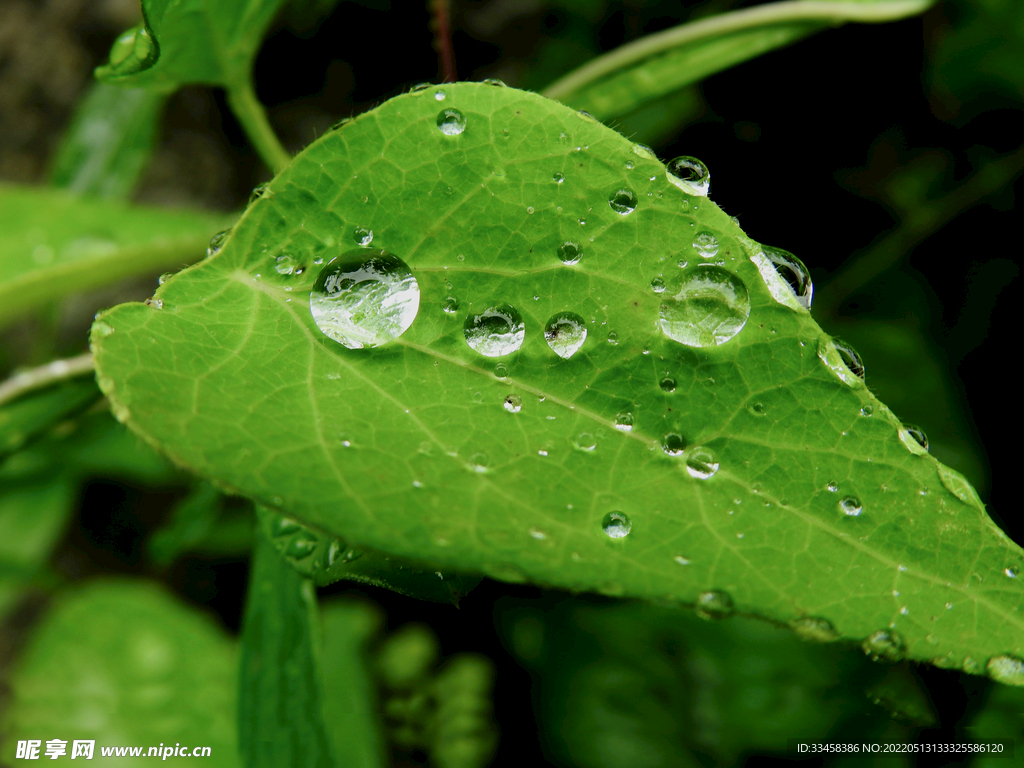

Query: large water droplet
[[666, 156, 710, 196], [898, 424, 930, 455], [631, 143, 657, 160], [685, 446, 719, 479], [436, 108, 466, 136], [904, 425, 929, 451], [650, 276, 666, 293], [503, 394, 522, 413], [659, 267, 750, 348], [614, 412, 634, 431], [659, 376, 676, 393], [463, 303, 525, 357], [557, 241, 582, 265], [608, 188, 638, 215], [691, 231, 719, 258], [750, 246, 813, 310], [309, 249, 420, 349], [544, 311, 587, 359], [1005, 566, 1020, 578], [817, 338, 866, 386], [207, 228, 230, 257], [790, 616, 839, 642], [354, 226, 373, 246], [862, 629, 905, 662], [839, 496, 863, 516], [985, 655, 1024, 686], [601, 511, 631, 539], [695, 590, 734, 620], [661, 433, 686, 456]]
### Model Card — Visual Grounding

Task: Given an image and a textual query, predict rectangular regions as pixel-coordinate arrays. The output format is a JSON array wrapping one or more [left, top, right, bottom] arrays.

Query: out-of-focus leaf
[[148, 481, 225, 566], [0, 184, 230, 330], [320, 599, 386, 768], [0, 376, 101, 461], [967, 682, 1024, 766], [49, 82, 167, 200], [239, 534, 333, 768], [543, 0, 935, 121], [2, 580, 241, 766]]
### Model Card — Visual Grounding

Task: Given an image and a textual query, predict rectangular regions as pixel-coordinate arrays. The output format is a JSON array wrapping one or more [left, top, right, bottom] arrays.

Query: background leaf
[[91, 82, 1023, 672]]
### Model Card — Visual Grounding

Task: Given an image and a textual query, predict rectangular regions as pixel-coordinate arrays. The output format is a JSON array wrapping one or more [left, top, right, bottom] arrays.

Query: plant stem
[[226, 79, 290, 176], [0, 352, 95, 408], [542, 0, 935, 102]]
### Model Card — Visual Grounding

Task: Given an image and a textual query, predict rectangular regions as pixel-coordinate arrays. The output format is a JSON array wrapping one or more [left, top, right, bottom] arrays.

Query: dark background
[[0, 0, 1019, 765]]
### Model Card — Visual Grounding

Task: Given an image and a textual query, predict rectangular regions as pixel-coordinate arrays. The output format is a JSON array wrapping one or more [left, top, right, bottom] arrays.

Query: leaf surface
[[91, 83, 1023, 671], [0, 185, 229, 330]]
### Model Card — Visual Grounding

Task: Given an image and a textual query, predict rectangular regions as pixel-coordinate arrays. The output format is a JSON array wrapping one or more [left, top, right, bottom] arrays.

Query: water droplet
[[528, 528, 547, 540], [695, 590, 734, 620], [436, 108, 466, 136], [1005, 566, 1019, 578], [631, 143, 657, 160], [144, 297, 163, 309], [666, 156, 710, 196], [309, 249, 420, 349], [468, 453, 489, 472], [577, 109, 597, 122], [673, 555, 690, 565], [272, 516, 302, 537], [207, 228, 230, 257], [494, 362, 509, 378], [659, 267, 750, 348], [839, 496, 863, 516], [606, 331, 618, 345], [659, 376, 676, 393], [557, 241, 582, 265], [661, 433, 686, 456], [526, 206, 535, 214], [685, 446, 719, 479], [985, 655, 1024, 686], [284, 531, 318, 559], [904, 425, 929, 451], [691, 231, 719, 258], [601, 511, 631, 539], [937, 464, 983, 506], [625, 160, 635, 170], [330, 117, 352, 130], [157, 272, 172, 285], [751, 246, 813, 310], [817, 338, 866, 385], [607, 188, 638, 215], [248, 183, 269, 205], [353, 226, 373, 247], [482, 78, 507, 87], [442, 296, 460, 314], [962, 656, 981, 673], [790, 616, 839, 642], [573, 432, 597, 452], [826, 481, 839, 492], [434, 89, 446, 100], [614, 412, 634, 431], [861, 405, 874, 416], [544, 311, 587, 359], [862, 630, 905, 662], [650, 276, 666, 293], [274, 253, 299, 275], [463, 303, 525, 357], [553, 172, 564, 183], [750, 402, 766, 415], [411, 83, 431, 93], [503, 394, 522, 413]]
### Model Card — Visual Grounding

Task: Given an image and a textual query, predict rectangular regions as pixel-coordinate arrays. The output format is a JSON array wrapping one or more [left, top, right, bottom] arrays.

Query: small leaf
[[0, 184, 230, 330], [92, 83, 1022, 669], [96, 0, 290, 92], [4, 580, 240, 765], [239, 533, 333, 768]]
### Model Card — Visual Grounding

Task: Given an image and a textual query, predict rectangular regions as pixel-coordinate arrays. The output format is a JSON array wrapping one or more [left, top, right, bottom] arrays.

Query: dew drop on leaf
[[650, 276, 666, 293], [937, 464, 982, 506], [274, 254, 298, 275], [666, 156, 710, 196], [659, 267, 750, 348], [904, 425, 929, 451], [839, 496, 863, 516], [552, 172, 564, 184], [434, 89, 446, 101], [826, 481, 838, 492], [607, 188, 638, 215], [144, 297, 162, 309], [614, 412, 634, 431], [834, 339, 866, 378], [862, 630, 905, 662], [790, 616, 839, 642], [206, 228, 230, 257], [659, 376, 676, 393], [691, 231, 720, 258], [1006, 566, 1020, 578], [661, 433, 686, 456], [157, 272, 172, 285], [601, 511, 631, 539], [482, 78, 507, 87], [248, 183, 269, 205], [309, 249, 420, 349], [463, 303, 525, 357], [442, 296, 459, 314], [817, 338, 866, 385], [631, 143, 657, 160], [285, 532, 318, 559], [695, 590, 734, 620], [557, 241, 582, 265], [685, 446, 719, 479], [673, 555, 690, 565], [765, 246, 813, 309], [436, 108, 466, 136], [573, 433, 597, 452], [985, 655, 1024, 686], [353, 226, 373, 246], [544, 311, 587, 359], [503, 394, 522, 413]]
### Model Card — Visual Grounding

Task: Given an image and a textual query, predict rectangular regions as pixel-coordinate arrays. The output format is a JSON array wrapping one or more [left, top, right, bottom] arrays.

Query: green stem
[[542, 0, 935, 102], [816, 143, 1024, 316], [226, 79, 290, 176], [0, 352, 95, 408]]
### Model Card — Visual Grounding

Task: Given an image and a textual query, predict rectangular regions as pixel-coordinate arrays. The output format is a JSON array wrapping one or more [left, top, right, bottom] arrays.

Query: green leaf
[[95, 0, 289, 92], [258, 505, 481, 601], [0, 184, 230, 330], [543, 0, 936, 120], [91, 82, 1023, 672], [0, 375, 101, 461], [320, 599, 386, 768], [2, 579, 240, 766], [239, 532, 333, 768], [49, 82, 167, 199], [148, 481, 226, 566]]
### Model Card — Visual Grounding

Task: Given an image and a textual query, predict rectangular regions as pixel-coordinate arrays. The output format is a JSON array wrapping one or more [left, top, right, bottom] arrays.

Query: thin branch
[[542, 0, 934, 101], [430, 0, 458, 83], [226, 78, 291, 175], [0, 353, 96, 409]]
